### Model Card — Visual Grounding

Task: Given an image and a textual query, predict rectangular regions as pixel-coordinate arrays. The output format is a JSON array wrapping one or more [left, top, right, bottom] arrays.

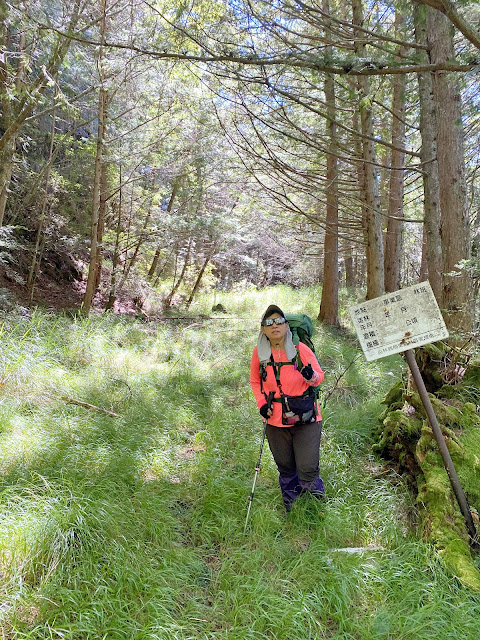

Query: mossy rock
[[381, 379, 404, 406], [462, 363, 480, 387], [372, 409, 423, 478], [457, 402, 480, 432], [416, 423, 480, 591], [376, 364, 480, 591], [436, 384, 457, 399], [416, 452, 480, 592], [374, 400, 412, 441], [373, 410, 423, 450], [419, 342, 446, 361], [414, 343, 447, 391], [455, 427, 480, 509], [406, 391, 480, 433]]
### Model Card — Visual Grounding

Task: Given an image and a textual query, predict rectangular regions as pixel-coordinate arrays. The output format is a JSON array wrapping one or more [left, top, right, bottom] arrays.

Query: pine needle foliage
[[1, 288, 480, 639]]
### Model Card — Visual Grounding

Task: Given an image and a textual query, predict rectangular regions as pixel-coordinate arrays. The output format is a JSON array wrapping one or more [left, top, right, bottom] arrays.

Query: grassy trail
[[1, 287, 480, 639]]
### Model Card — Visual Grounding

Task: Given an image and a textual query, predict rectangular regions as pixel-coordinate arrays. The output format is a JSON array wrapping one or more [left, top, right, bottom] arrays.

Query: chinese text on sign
[[348, 281, 448, 362]]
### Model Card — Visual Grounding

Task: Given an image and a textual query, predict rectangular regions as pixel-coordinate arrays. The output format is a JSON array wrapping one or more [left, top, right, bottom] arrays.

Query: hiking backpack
[[285, 313, 317, 356]]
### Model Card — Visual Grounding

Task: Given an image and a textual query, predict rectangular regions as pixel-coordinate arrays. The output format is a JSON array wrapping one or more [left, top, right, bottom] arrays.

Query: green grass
[[1, 287, 480, 639]]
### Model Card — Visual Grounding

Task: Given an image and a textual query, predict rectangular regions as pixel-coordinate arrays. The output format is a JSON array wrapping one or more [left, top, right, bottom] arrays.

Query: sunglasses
[[262, 317, 287, 326]]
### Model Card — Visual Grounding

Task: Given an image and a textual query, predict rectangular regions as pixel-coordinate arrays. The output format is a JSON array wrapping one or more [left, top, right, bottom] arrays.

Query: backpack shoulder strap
[[295, 345, 303, 371]]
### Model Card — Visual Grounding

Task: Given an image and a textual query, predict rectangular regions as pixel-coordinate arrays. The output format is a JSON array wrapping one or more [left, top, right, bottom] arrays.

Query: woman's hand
[[300, 363, 314, 380], [259, 403, 273, 419]]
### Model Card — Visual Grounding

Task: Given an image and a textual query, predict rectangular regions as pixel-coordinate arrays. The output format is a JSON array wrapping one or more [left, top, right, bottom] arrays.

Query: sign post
[[349, 281, 477, 544]]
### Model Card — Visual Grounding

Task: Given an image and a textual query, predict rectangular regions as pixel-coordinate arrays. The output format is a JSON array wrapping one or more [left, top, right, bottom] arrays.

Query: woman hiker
[[250, 305, 325, 512]]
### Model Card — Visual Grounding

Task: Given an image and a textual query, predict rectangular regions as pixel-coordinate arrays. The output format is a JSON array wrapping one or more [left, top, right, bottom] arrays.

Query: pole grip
[[267, 391, 275, 413]]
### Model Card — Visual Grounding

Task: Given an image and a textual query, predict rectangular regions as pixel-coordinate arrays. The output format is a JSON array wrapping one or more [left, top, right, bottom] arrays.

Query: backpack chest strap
[[267, 347, 304, 373], [259, 349, 304, 400]]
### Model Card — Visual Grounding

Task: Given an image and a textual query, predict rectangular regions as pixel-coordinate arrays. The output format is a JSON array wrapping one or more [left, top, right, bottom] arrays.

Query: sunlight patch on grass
[[0, 416, 51, 474]]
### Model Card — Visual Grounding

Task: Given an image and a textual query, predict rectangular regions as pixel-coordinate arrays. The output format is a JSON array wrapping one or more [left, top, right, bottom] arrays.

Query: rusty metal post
[[404, 349, 477, 544]]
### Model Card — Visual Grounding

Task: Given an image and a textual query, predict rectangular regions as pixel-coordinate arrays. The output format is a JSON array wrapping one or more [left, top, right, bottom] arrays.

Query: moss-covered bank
[[373, 344, 480, 591]]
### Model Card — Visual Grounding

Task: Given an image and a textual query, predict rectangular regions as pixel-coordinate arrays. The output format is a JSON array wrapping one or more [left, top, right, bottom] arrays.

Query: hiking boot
[[299, 475, 325, 496], [279, 473, 301, 511]]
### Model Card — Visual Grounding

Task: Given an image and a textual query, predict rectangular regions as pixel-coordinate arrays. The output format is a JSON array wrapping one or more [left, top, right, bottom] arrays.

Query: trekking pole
[[244, 391, 275, 534]]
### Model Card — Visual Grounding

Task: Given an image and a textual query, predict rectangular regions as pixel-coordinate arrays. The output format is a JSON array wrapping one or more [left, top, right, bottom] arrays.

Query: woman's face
[[262, 313, 288, 343]]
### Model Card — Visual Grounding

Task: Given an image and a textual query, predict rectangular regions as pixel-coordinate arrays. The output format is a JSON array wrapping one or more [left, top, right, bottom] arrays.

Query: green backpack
[[285, 313, 317, 355], [286, 313, 322, 400]]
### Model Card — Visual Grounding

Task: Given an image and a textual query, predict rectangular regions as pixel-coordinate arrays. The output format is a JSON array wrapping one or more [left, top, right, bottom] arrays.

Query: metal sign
[[349, 281, 448, 361]]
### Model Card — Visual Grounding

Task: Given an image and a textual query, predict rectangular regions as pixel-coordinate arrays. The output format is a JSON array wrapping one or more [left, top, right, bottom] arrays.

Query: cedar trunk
[[318, 8, 340, 327], [83, 0, 107, 313], [186, 246, 216, 309], [427, 7, 473, 335], [105, 166, 123, 312], [414, 4, 443, 304], [164, 238, 192, 308], [27, 89, 57, 300], [384, 13, 407, 293], [352, 0, 385, 300], [0, 2, 82, 226]]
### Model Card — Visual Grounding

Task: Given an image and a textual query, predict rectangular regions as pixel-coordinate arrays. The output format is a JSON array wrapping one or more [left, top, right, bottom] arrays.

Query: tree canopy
[[0, 0, 479, 331]]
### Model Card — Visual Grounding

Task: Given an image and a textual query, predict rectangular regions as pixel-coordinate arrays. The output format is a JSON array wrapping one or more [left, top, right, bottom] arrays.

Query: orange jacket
[[250, 342, 324, 427]]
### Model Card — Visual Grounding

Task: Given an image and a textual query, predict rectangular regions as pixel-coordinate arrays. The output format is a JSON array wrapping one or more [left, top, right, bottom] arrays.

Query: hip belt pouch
[[281, 390, 316, 426]]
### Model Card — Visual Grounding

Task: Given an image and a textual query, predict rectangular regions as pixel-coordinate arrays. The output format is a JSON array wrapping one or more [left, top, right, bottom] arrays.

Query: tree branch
[[413, 0, 480, 51], [62, 396, 120, 417], [24, 22, 478, 76]]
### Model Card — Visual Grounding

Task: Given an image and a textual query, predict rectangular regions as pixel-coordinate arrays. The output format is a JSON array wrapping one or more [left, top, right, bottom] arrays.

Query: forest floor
[[0, 259, 141, 314], [1, 286, 480, 639], [0, 254, 84, 311]]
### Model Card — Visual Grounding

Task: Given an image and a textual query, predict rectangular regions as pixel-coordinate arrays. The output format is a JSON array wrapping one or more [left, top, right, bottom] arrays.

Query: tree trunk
[[185, 246, 216, 309], [83, 0, 107, 314], [0, 28, 25, 227], [358, 98, 385, 300], [419, 226, 429, 282], [152, 248, 176, 288], [27, 86, 58, 301], [119, 207, 152, 290], [121, 187, 135, 275], [427, 7, 474, 335], [318, 2, 340, 327], [414, 4, 443, 304], [384, 13, 407, 293], [352, 0, 385, 300], [344, 239, 356, 288], [148, 248, 163, 282], [94, 161, 108, 293], [147, 182, 179, 279], [105, 165, 123, 312], [352, 109, 367, 287], [0, 143, 14, 228], [164, 238, 192, 308]]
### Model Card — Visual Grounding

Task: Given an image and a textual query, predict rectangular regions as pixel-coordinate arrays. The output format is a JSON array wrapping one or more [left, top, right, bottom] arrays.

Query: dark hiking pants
[[266, 421, 324, 510]]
